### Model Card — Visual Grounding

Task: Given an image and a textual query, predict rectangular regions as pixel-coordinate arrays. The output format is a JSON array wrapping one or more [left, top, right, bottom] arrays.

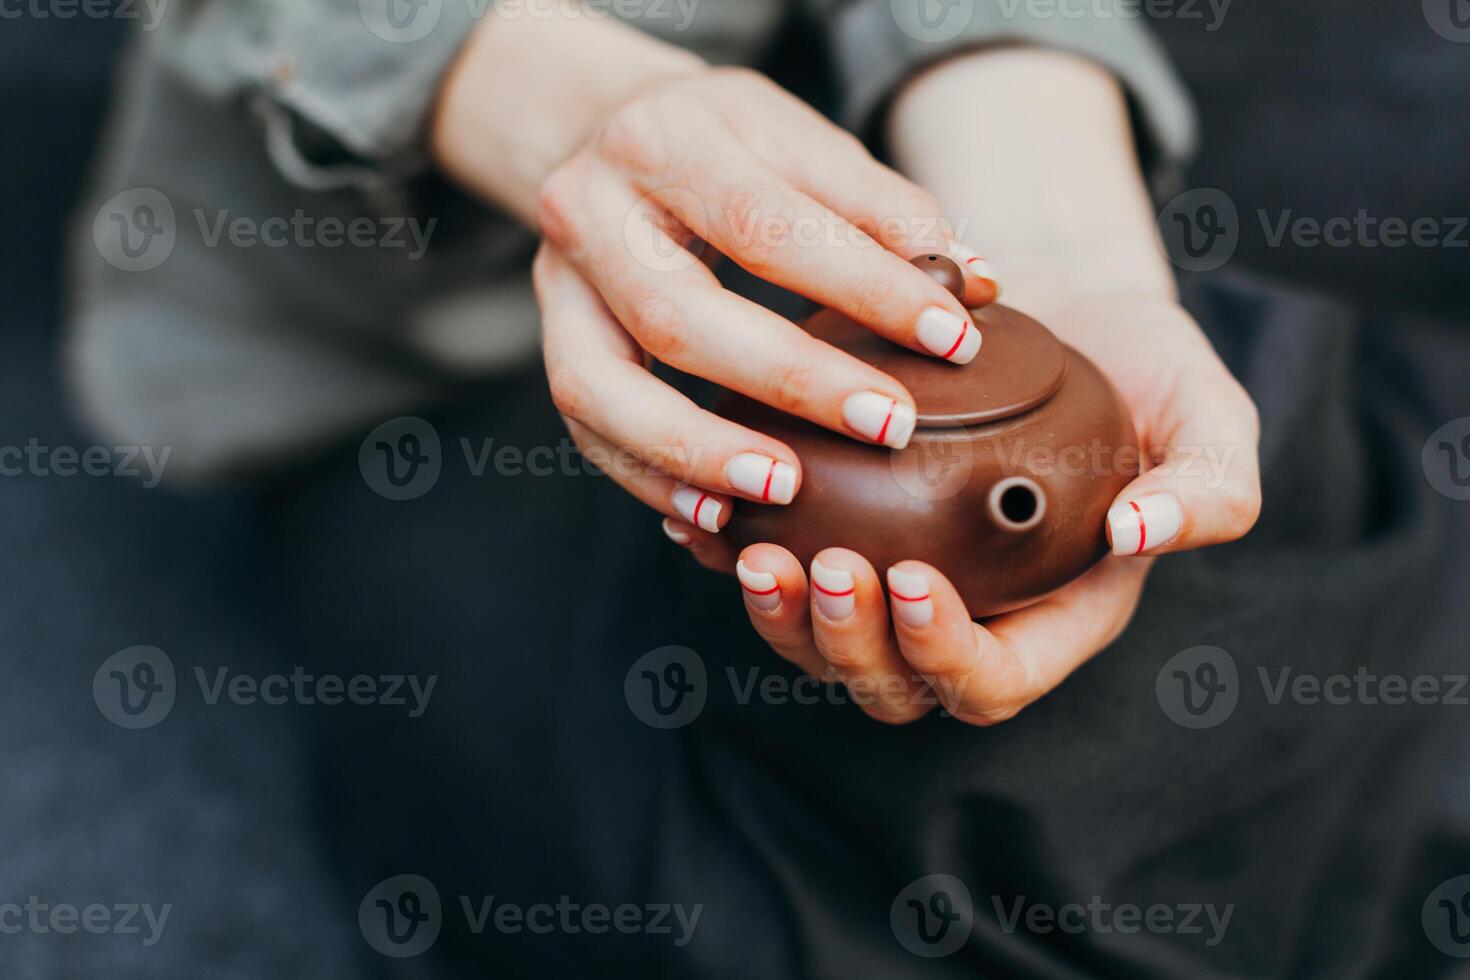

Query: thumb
[[1106, 370, 1262, 557]]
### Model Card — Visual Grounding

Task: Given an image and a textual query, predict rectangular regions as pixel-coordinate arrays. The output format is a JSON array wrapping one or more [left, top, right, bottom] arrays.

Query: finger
[[808, 549, 932, 724], [564, 417, 733, 533], [542, 178, 921, 449], [636, 134, 985, 365], [692, 70, 1001, 306], [735, 545, 826, 679], [661, 517, 737, 573], [887, 557, 1149, 725], [535, 243, 810, 501], [1106, 369, 1262, 557]]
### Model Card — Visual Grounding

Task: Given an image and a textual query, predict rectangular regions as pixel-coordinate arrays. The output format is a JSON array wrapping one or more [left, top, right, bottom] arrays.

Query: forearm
[[888, 48, 1177, 314], [430, 1, 703, 226]]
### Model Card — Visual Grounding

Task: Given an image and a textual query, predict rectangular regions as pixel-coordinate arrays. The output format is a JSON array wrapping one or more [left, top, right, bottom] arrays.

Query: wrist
[[430, 2, 704, 225], [888, 48, 1175, 309]]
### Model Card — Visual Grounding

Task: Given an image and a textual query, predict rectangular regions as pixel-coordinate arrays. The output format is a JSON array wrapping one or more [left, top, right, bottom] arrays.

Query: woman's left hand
[[664, 293, 1260, 725]]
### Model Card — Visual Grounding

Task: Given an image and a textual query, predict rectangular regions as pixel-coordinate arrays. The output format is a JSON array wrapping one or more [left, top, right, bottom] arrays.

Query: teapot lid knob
[[912, 254, 966, 301]]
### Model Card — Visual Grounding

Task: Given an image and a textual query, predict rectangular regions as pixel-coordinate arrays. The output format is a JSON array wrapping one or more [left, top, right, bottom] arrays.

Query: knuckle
[[1220, 480, 1263, 536], [851, 270, 899, 323], [627, 293, 688, 362], [723, 185, 793, 272], [546, 365, 593, 421], [864, 698, 929, 727], [598, 99, 670, 177], [764, 361, 814, 415], [536, 168, 581, 248], [950, 697, 1026, 728]]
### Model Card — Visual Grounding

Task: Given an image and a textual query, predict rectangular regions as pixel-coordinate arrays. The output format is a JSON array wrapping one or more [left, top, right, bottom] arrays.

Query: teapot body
[[721, 302, 1139, 618]]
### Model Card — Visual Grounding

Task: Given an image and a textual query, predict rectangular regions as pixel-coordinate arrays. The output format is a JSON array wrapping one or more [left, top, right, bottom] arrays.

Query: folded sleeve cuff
[[164, 0, 481, 191], [827, 0, 1198, 190]]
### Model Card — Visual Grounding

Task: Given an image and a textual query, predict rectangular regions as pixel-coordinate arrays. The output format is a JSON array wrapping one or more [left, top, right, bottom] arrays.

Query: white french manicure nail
[[810, 559, 855, 620], [1107, 493, 1184, 556], [736, 560, 782, 612], [842, 391, 917, 449], [725, 453, 798, 505], [950, 245, 1002, 293], [886, 567, 934, 628], [661, 518, 692, 545], [915, 307, 980, 364], [672, 484, 722, 533]]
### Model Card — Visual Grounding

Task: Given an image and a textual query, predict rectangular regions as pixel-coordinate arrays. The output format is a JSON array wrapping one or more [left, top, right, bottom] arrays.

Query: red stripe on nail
[[1130, 499, 1147, 555], [890, 591, 930, 602], [812, 582, 855, 598], [941, 322, 968, 360], [876, 399, 896, 444], [742, 583, 780, 596], [761, 458, 776, 502], [693, 494, 709, 527]]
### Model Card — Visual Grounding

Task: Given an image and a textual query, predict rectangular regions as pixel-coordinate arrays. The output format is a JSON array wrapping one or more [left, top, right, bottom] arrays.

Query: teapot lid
[[806, 303, 1068, 428]]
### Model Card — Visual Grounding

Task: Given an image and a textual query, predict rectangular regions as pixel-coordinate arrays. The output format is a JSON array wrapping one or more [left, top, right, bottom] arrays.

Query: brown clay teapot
[[720, 255, 1140, 619]]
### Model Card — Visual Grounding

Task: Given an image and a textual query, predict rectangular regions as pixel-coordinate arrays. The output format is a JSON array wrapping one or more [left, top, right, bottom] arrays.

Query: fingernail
[[661, 518, 692, 545], [672, 484, 722, 533], [736, 559, 782, 612], [842, 391, 917, 449], [725, 452, 798, 505], [915, 307, 981, 364], [886, 567, 934, 627], [1107, 493, 1183, 556], [810, 559, 855, 620], [951, 244, 1002, 296]]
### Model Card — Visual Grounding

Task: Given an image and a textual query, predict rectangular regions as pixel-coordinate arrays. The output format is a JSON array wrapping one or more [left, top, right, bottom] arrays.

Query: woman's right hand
[[528, 68, 1001, 544], [432, 5, 996, 551]]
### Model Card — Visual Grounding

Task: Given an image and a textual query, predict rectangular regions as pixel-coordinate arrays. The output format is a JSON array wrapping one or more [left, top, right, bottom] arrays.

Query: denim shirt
[[68, 0, 1194, 481]]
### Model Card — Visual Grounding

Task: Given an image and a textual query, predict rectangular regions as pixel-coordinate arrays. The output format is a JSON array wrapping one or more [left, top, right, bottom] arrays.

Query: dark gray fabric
[[265, 264, 1470, 977]]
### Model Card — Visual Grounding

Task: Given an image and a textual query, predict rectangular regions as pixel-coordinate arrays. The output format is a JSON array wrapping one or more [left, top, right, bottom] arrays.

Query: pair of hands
[[432, 10, 1261, 726]]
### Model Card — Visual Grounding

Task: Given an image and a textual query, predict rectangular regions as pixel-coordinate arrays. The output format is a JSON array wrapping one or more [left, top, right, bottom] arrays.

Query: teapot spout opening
[[988, 477, 1046, 533]]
